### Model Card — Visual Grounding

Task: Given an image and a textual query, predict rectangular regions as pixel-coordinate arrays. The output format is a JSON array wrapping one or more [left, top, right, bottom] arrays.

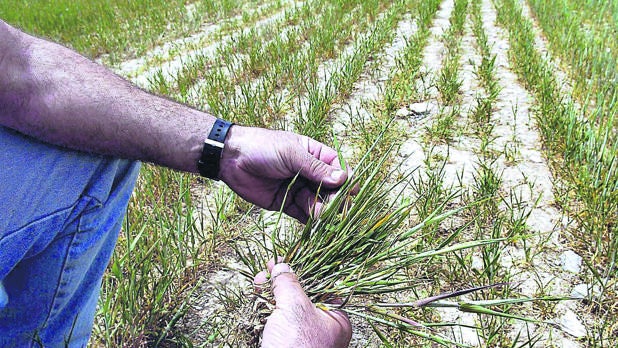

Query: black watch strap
[[197, 119, 233, 180]]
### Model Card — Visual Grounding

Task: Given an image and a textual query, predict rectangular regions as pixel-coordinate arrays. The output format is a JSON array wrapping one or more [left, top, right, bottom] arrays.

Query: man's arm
[[0, 19, 212, 172], [0, 20, 350, 222]]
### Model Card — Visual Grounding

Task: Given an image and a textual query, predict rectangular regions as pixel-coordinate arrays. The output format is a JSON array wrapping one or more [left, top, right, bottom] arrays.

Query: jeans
[[0, 126, 140, 347]]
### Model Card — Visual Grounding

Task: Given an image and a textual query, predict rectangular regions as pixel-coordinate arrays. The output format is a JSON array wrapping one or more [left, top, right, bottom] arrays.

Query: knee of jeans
[[0, 197, 129, 347], [0, 155, 140, 275], [1, 127, 141, 236]]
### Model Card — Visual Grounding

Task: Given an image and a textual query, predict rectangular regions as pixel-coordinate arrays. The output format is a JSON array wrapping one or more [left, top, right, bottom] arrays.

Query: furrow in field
[[115, 0, 286, 75], [402, 1, 494, 345], [288, 6, 400, 137], [387, 0, 588, 344], [472, 0, 586, 345], [516, 0, 575, 101], [419, 0, 455, 95], [494, 0, 618, 345], [402, 0, 478, 192], [115, 0, 297, 88], [435, 24, 481, 189], [414, 0, 589, 344], [331, 17, 419, 128], [396, 0, 454, 179]]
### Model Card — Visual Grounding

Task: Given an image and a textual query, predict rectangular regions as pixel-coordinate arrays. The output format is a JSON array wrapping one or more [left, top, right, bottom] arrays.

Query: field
[[3, 0, 617, 346]]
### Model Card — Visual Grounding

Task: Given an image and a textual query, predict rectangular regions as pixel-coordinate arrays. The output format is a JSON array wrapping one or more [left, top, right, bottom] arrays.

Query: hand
[[219, 126, 348, 223], [254, 262, 352, 348]]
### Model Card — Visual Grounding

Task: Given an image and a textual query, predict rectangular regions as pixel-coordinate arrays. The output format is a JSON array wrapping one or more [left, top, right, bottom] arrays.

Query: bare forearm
[[0, 20, 214, 173], [0, 21, 350, 223]]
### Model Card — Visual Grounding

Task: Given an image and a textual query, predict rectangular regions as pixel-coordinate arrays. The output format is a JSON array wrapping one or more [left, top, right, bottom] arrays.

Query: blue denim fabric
[[0, 126, 140, 347]]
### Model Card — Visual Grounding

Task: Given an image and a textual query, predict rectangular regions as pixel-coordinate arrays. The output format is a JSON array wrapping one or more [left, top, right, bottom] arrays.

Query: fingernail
[[331, 170, 345, 182], [271, 263, 292, 278]]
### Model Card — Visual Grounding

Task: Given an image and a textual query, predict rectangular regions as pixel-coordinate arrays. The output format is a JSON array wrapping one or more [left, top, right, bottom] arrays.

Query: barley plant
[[236, 136, 572, 346]]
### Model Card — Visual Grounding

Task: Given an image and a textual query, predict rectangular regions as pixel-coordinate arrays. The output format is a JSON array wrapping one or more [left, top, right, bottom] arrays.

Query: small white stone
[[399, 140, 422, 157], [409, 101, 434, 115], [332, 122, 347, 134], [434, 309, 480, 345], [560, 250, 583, 273], [471, 255, 484, 271], [525, 149, 544, 164], [527, 209, 556, 234], [398, 140, 425, 173], [395, 107, 410, 118], [571, 283, 601, 299], [557, 309, 587, 338], [571, 284, 588, 299]]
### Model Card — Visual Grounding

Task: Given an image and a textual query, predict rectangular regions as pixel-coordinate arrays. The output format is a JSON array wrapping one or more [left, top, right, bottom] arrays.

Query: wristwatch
[[197, 118, 233, 180]]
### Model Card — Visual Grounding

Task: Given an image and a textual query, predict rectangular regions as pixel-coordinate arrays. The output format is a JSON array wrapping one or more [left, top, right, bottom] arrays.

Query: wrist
[[218, 124, 245, 184]]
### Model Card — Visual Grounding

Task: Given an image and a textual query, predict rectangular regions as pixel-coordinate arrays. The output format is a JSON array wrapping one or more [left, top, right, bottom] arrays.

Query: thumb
[[298, 154, 347, 189], [270, 263, 313, 310]]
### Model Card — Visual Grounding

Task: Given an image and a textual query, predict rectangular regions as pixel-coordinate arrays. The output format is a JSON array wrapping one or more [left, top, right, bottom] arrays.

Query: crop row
[[0, 0, 264, 61], [493, 0, 617, 345], [528, 0, 617, 116]]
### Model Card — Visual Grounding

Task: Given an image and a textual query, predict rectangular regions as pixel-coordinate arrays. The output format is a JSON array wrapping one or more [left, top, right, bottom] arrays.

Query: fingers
[[269, 265, 353, 348], [269, 178, 318, 223], [298, 154, 348, 189], [254, 256, 286, 293], [298, 137, 349, 189], [304, 136, 341, 165], [266, 257, 285, 271], [285, 184, 331, 223], [293, 185, 320, 222], [254, 262, 353, 348], [268, 263, 313, 310], [319, 310, 354, 347], [283, 181, 351, 223], [254, 258, 285, 284], [299, 136, 359, 196], [253, 271, 269, 287], [271, 133, 361, 222]]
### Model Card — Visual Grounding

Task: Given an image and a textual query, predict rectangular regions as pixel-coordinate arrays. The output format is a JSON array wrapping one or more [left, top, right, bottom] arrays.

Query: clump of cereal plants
[[236, 134, 572, 346]]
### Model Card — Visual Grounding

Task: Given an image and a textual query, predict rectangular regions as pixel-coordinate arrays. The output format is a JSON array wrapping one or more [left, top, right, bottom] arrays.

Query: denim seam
[[39, 200, 90, 337], [0, 204, 76, 244], [82, 194, 103, 213]]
